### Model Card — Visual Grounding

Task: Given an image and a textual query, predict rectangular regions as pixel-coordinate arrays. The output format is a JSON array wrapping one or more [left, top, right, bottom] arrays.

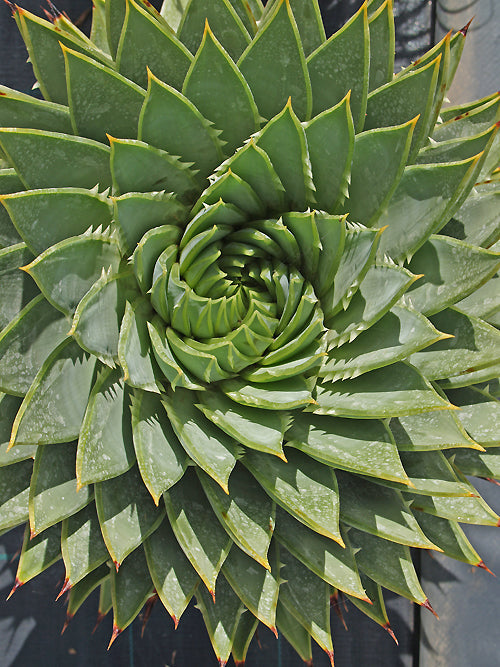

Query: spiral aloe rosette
[[0, 0, 499, 663]]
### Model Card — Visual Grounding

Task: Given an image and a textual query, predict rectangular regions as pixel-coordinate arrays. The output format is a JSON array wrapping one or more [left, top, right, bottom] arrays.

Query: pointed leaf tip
[[92, 612, 106, 635], [56, 578, 71, 601], [460, 17, 474, 35], [476, 561, 496, 577], [171, 614, 179, 630], [421, 599, 439, 618], [107, 625, 122, 650], [61, 614, 72, 635], [6, 578, 23, 600], [383, 623, 399, 645], [271, 626, 278, 639], [326, 650, 335, 666]]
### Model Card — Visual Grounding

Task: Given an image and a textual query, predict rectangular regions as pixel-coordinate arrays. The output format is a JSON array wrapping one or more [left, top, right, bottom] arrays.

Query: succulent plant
[[0, 0, 499, 663]]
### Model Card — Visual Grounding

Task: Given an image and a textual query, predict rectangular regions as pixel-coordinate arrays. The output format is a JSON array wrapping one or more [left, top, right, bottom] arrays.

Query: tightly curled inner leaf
[[0, 0, 499, 664]]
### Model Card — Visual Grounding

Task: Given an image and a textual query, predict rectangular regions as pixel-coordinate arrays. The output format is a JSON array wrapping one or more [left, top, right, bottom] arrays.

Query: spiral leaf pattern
[[0, 0, 499, 664]]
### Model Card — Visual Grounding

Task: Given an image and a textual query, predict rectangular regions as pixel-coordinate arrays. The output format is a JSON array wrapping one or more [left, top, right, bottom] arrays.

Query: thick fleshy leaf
[[445, 385, 500, 447], [231, 611, 259, 666], [144, 518, 199, 625], [450, 447, 500, 480], [288, 0, 325, 55], [255, 101, 314, 209], [313, 362, 451, 418], [139, 72, 223, 183], [96, 464, 165, 567], [111, 546, 154, 631], [183, 25, 259, 155], [11, 339, 96, 446], [349, 527, 427, 604], [222, 375, 314, 410], [66, 565, 109, 619], [307, 2, 368, 129], [238, 0, 311, 120], [275, 507, 367, 599], [0, 243, 38, 332], [304, 94, 354, 212], [73, 271, 135, 364], [335, 470, 439, 549], [365, 57, 440, 158], [394, 450, 471, 497], [131, 390, 188, 504], [411, 308, 500, 380], [64, 46, 145, 143], [377, 156, 480, 262], [390, 409, 480, 451], [442, 189, 500, 249], [109, 138, 198, 201], [1, 188, 113, 256], [0, 129, 111, 190], [14, 6, 112, 104], [118, 299, 160, 393], [198, 464, 275, 568], [116, 0, 192, 89], [196, 575, 244, 666], [321, 305, 445, 380], [163, 387, 239, 493], [164, 468, 232, 596], [0, 169, 24, 247], [223, 542, 280, 632], [279, 546, 333, 657], [276, 601, 312, 663], [321, 226, 380, 320], [343, 119, 417, 226], [196, 388, 287, 458], [407, 236, 500, 315], [61, 503, 110, 586], [24, 232, 121, 317], [244, 448, 342, 544], [327, 264, 418, 347], [407, 488, 499, 526], [0, 84, 72, 135], [413, 512, 481, 566], [15, 524, 61, 585], [368, 0, 395, 91], [0, 394, 36, 466], [29, 443, 91, 536], [178, 0, 251, 61], [0, 459, 32, 533], [286, 412, 408, 483], [0, 295, 69, 396], [76, 368, 135, 487]]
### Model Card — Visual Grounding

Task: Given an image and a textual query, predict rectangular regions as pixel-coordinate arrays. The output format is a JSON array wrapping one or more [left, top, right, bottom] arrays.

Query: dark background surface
[[0, 1, 498, 665]]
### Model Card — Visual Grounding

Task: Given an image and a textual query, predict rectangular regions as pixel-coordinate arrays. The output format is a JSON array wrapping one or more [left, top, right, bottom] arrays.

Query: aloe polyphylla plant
[[0, 0, 499, 663]]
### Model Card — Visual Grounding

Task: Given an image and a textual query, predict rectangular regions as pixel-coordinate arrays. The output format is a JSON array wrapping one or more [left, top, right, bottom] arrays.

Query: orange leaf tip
[[92, 611, 106, 635], [107, 624, 122, 650], [326, 649, 335, 667], [6, 578, 23, 600], [61, 613, 73, 635], [383, 623, 399, 645], [270, 626, 278, 639], [56, 578, 71, 601], [171, 614, 179, 630], [460, 17, 474, 36], [476, 561, 495, 577], [421, 598, 439, 619]]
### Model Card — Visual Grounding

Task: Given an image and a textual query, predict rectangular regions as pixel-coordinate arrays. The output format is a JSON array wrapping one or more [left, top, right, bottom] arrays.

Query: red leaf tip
[[422, 599, 439, 619], [6, 578, 23, 600], [460, 17, 474, 36], [61, 613, 73, 635], [477, 560, 496, 577], [107, 624, 122, 650], [113, 560, 120, 573], [383, 623, 399, 645], [171, 614, 179, 630], [218, 660, 227, 667], [326, 649, 335, 666], [56, 578, 71, 601], [92, 612, 106, 635], [270, 626, 278, 639]]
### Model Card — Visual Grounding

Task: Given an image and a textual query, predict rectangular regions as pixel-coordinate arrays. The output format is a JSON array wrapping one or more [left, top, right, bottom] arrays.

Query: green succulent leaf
[[96, 464, 165, 567], [0, 458, 32, 533], [111, 546, 154, 631], [144, 517, 199, 625], [61, 503, 110, 586], [29, 442, 92, 536], [238, 0, 311, 121], [15, 523, 61, 585]]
